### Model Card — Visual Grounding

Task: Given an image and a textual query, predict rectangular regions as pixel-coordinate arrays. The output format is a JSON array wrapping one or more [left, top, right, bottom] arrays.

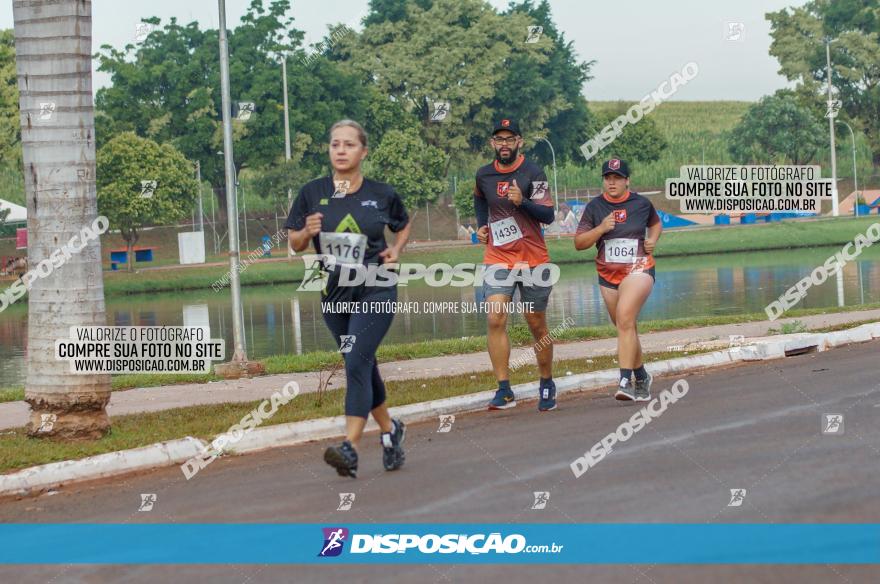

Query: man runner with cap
[[574, 158, 662, 401], [474, 118, 557, 411]]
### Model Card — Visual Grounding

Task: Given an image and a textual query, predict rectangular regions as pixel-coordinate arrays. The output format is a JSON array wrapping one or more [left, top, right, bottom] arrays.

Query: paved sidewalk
[[1, 308, 877, 431]]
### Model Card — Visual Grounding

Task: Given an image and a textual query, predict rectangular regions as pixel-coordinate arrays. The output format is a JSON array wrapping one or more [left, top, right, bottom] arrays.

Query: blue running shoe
[[538, 380, 557, 411], [488, 387, 516, 410]]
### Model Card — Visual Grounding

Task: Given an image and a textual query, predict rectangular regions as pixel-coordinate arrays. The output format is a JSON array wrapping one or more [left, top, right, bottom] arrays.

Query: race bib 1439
[[490, 217, 523, 247]]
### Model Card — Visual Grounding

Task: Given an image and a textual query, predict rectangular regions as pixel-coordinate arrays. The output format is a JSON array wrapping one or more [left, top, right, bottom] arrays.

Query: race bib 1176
[[319, 232, 367, 265]]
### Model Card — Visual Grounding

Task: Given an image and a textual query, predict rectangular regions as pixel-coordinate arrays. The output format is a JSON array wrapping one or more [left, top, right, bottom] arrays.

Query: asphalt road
[[2, 340, 879, 583]]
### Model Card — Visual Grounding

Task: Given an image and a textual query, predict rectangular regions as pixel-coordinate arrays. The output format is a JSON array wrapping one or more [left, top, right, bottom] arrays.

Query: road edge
[[2, 322, 878, 498]]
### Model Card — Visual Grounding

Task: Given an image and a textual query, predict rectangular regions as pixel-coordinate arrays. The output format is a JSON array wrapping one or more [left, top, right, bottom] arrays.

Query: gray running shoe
[[614, 377, 635, 401], [634, 372, 652, 402]]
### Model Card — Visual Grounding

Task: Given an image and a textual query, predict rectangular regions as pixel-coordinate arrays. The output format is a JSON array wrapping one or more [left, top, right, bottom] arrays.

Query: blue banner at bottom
[[1, 524, 878, 564]]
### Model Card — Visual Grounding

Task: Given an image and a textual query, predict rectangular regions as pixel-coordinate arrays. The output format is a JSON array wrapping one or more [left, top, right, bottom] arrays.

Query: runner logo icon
[[339, 335, 356, 354], [297, 254, 335, 292], [728, 489, 747, 507], [531, 181, 548, 200], [319, 527, 349, 557]]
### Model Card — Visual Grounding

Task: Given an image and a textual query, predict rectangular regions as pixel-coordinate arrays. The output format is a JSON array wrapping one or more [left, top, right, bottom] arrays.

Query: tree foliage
[[585, 103, 668, 167], [96, 132, 199, 268], [767, 0, 880, 165], [727, 90, 825, 165], [366, 127, 446, 208], [0, 29, 20, 169], [340, 0, 561, 174], [94, 1, 383, 195], [497, 1, 594, 166]]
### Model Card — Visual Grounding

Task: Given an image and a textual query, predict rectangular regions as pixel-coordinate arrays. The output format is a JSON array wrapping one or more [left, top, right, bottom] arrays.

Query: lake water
[[1, 246, 878, 388]]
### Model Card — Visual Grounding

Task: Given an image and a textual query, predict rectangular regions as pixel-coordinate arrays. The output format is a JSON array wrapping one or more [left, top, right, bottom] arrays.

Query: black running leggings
[[322, 288, 396, 418]]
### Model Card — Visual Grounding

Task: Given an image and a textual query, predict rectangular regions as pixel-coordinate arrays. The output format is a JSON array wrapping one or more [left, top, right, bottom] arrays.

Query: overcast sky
[[0, 0, 808, 101]]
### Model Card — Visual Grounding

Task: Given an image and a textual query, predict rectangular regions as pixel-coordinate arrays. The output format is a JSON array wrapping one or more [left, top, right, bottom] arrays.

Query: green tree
[[366, 127, 447, 209], [94, 1, 384, 207], [251, 132, 313, 214], [357, 0, 593, 167], [363, 0, 432, 26], [96, 132, 199, 270], [0, 206, 9, 230], [452, 180, 475, 220], [339, 0, 548, 174], [497, 0, 594, 165], [727, 91, 825, 165], [767, 1, 880, 165], [0, 29, 20, 169], [586, 103, 668, 166]]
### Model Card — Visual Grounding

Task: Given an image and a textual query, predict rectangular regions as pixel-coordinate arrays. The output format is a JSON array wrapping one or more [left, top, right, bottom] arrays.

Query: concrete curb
[[0, 437, 206, 498], [2, 323, 877, 497]]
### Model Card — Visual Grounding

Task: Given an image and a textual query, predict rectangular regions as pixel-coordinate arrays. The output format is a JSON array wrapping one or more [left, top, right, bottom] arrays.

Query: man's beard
[[495, 146, 519, 165]]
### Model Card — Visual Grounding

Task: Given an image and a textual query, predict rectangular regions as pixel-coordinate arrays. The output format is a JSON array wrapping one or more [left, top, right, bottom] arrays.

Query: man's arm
[[474, 185, 489, 228], [475, 195, 489, 228], [518, 198, 554, 224], [515, 172, 554, 224]]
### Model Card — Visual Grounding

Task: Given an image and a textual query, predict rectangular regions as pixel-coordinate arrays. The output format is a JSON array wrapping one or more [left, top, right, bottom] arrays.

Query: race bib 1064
[[605, 238, 638, 264], [319, 232, 367, 265], [490, 217, 523, 247]]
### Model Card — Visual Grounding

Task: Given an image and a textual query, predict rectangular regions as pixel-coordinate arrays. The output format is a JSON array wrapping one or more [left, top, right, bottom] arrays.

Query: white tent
[[0, 199, 26, 223]]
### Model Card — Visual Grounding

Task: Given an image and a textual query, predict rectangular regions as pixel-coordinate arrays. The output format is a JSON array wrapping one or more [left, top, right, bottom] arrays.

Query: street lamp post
[[836, 120, 859, 216], [195, 161, 205, 235], [281, 57, 291, 166], [535, 137, 559, 239], [825, 39, 840, 217], [535, 137, 559, 209], [217, 0, 248, 365], [279, 53, 295, 256]]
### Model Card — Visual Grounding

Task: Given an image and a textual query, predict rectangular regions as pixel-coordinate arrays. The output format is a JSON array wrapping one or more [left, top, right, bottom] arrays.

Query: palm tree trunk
[[13, 0, 110, 439]]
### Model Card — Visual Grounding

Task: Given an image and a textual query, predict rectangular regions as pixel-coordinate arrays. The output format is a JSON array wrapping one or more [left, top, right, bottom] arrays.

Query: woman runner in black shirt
[[287, 120, 411, 478]]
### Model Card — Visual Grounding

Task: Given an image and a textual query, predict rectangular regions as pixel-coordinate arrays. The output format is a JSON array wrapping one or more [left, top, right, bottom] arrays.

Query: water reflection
[[0, 247, 878, 387]]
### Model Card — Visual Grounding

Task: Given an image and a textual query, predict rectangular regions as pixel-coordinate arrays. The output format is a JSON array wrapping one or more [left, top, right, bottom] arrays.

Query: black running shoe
[[324, 440, 358, 478], [381, 418, 406, 471]]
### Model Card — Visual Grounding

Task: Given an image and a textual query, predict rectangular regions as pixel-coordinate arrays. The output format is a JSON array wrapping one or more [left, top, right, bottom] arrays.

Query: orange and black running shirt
[[576, 191, 660, 286], [474, 155, 554, 268]]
